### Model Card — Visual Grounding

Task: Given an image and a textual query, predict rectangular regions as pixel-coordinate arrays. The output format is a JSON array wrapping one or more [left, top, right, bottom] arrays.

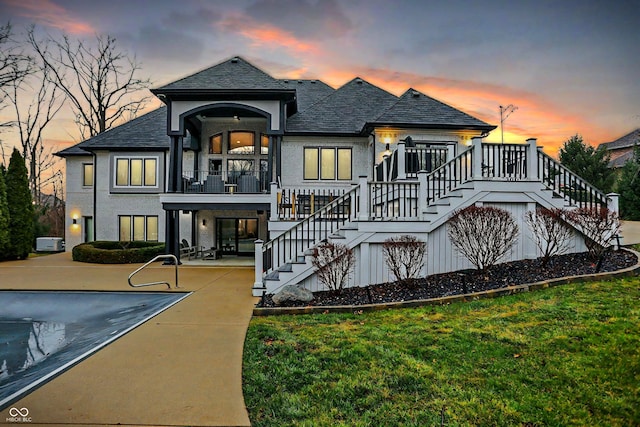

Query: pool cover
[[0, 291, 189, 409]]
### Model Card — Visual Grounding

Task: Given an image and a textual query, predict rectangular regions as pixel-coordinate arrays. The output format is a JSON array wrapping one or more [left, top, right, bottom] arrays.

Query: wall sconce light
[[202, 219, 207, 226], [233, 115, 240, 121], [72, 218, 77, 225], [385, 143, 390, 151]]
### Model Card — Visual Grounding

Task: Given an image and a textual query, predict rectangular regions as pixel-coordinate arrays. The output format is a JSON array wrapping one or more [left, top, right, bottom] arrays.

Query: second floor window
[[304, 147, 352, 180], [82, 163, 93, 187], [228, 131, 255, 154], [115, 157, 157, 187]]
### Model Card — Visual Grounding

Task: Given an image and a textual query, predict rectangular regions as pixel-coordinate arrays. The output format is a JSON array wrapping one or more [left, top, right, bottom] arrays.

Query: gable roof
[[279, 79, 335, 112], [57, 107, 169, 157], [371, 89, 495, 131], [286, 78, 398, 134], [153, 56, 288, 92]]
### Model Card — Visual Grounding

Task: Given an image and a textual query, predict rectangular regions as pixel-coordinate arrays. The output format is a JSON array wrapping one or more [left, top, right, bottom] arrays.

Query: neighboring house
[[57, 56, 612, 296], [599, 128, 640, 168]]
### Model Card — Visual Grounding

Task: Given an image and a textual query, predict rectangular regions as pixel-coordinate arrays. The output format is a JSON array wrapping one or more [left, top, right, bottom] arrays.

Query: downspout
[[370, 132, 376, 180], [92, 152, 97, 241]]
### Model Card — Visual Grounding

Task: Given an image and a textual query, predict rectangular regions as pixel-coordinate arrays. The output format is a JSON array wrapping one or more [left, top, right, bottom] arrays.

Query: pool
[[0, 291, 190, 410]]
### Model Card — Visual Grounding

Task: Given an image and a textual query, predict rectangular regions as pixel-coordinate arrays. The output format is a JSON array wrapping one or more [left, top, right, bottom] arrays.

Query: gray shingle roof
[[599, 128, 640, 150], [279, 79, 335, 112], [372, 88, 494, 130], [65, 107, 169, 153], [286, 78, 398, 134], [154, 56, 288, 91], [55, 144, 92, 157]]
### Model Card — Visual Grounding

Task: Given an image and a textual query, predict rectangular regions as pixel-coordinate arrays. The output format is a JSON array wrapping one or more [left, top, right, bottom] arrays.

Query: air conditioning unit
[[36, 237, 64, 252]]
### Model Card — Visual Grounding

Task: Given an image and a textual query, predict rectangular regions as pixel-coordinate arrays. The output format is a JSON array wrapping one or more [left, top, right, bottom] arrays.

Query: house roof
[[370, 88, 495, 131], [56, 107, 169, 157], [153, 56, 288, 92], [279, 79, 335, 112], [599, 128, 640, 151], [286, 77, 399, 134]]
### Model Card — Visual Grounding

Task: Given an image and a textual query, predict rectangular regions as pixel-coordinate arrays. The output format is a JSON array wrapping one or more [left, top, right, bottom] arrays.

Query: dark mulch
[[259, 250, 638, 308]]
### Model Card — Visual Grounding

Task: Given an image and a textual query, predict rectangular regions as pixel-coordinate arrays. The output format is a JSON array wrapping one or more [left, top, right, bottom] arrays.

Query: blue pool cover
[[0, 291, 190, 410]]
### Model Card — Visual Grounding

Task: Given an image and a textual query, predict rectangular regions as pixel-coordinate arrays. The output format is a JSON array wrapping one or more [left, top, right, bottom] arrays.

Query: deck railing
[[538, 150, 607, 209], [262, 186, 359, 274], [276, 188, 347, 220], [405, 146, 449, 177], [182, 170, 269, 193], [425, 147, 474, 205], [369, 181, 419, 219], [481, 143, 528, 180]]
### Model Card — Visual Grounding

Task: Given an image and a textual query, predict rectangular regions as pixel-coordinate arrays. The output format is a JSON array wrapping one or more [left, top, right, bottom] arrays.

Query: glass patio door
[[217, 218, 258, 255]]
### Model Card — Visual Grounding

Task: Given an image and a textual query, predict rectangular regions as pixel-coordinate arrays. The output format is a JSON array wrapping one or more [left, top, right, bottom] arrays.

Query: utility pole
[[499, 104, 518, 144]]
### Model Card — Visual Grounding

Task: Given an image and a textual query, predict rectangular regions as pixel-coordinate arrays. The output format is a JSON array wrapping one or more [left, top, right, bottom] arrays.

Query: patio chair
[[180, 239, 197, 260]]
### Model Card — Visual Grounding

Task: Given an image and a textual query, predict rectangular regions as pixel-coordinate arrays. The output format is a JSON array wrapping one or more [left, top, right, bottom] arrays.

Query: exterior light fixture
[[72, 218, 77, 225], [202, 219, 207, 226]]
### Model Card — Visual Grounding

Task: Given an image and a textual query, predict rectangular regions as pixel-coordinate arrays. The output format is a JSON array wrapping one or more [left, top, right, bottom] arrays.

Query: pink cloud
[[5, 0, 95, 35]]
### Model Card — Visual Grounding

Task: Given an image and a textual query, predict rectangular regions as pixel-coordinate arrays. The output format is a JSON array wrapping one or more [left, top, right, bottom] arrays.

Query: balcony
[[182, 170, 270, 194]]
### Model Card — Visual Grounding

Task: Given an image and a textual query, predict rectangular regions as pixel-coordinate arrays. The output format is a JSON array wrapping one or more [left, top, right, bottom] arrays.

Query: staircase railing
[[426, 147, 474, 205], [262, 185, 359, 274], [538, 150, 607, 209]]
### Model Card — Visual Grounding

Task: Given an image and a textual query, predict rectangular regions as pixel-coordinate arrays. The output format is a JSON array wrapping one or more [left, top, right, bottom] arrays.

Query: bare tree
[[447, 205, 519, 270], [27, 27, 151, 139], [525, 207, 574, 267], [311, 241, 355, 292], [2, 51, 64, 202], [382, 235, 426, 282]]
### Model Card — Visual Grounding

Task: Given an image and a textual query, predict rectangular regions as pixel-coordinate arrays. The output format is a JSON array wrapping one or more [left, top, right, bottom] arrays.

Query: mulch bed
[[259, 250, 638, 308]]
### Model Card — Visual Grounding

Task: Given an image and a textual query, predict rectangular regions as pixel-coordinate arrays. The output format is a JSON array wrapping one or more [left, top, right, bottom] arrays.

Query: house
[[57, 56, 614, 296], [598, 128, 639, 168]]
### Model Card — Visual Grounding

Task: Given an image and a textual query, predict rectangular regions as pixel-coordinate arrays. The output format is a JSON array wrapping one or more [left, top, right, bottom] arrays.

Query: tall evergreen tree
[[0, 164, 9, 259], [559, 134, 614, 193], [6, 148, 34, 259], [616, 145, 640, 220]]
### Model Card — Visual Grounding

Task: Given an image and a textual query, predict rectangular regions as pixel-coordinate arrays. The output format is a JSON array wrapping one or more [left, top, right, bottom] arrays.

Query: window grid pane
[[130, 159, 143, 186], [133, 216, 145, 241], [304, 148, 319, 180], [337, 148, 352, 180], [228, 131, 255, 154], [320, 148, 335, 180], [146, 216, 158, 241], [83, 164, 93, 186], [210, 134, 222, 154], [119, 216, 131, 241], [144, 159, 156, 186], [116, 159, 129, 186]]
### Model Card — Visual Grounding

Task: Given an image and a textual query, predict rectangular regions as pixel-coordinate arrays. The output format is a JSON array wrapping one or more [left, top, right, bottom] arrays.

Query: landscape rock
[[272, 285, 314, 305]]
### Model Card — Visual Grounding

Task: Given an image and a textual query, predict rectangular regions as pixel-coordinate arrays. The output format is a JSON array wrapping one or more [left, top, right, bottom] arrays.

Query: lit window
[[261, 134, 269, 154], [228, 131, 255, 154], [82, 163, 93, 187], [304, 147, 352, 181], [118, 215, 159, 242], [209, 133, 222, 154], [115, 157, 157, 187]]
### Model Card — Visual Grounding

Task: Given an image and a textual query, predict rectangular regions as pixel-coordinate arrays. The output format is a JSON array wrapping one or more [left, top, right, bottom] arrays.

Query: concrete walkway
[[621, 220, 640, 245], [0, 252, 258, 427]]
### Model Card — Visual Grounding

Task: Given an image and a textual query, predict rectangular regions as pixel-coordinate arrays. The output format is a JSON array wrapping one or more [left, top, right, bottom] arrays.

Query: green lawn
[[243, 277, 640, 426]]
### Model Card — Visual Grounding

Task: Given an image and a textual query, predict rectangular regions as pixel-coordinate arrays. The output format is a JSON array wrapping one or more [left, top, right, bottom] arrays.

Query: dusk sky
[[1, 0, 639, 156]]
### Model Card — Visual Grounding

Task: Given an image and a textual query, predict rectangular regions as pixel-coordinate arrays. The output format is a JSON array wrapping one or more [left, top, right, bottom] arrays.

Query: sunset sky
[[1, 0, 639, 158]]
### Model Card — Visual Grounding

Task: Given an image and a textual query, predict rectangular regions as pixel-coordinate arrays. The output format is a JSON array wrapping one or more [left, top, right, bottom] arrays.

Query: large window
[[260, 134, 269, 155], [82, 163, 93, 187], [115, 157, 157, 187], [228, 131, 255, 154], [303, 147, 352, 181], [118, 215, 158, 241]]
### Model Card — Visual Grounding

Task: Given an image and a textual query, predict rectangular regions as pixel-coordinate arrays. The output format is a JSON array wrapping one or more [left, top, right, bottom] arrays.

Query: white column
[[270, 182, 279, 221], [358, 175, 369, 221], [607, 193, 621, 249], [359, 242, 371, 286], [397, 141, 406, 180], [418, 170, 428, 219], [472, 137, 483, 178], [447, 143, 456, 162], [253, 239, 265, 296], [526, 138, 538, 180]]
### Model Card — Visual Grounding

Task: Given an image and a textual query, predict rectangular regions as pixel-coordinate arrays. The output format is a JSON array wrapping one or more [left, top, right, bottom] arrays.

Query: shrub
[[447, 205, 519, 270], [72, 241, 166, 264], [567, 207, 620, 262], [382, 235, 426, 282], [311, 241, 355, 292], [6, 149, 34, 259], [525, 207, 574, 266]]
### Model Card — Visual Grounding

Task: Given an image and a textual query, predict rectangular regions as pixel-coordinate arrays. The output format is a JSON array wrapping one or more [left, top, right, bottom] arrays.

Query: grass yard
[[243, 277, 640, 426]]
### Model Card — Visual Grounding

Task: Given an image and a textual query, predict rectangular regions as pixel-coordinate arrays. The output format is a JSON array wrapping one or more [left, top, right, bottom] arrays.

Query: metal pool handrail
[[128, 254, 179, 289]]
